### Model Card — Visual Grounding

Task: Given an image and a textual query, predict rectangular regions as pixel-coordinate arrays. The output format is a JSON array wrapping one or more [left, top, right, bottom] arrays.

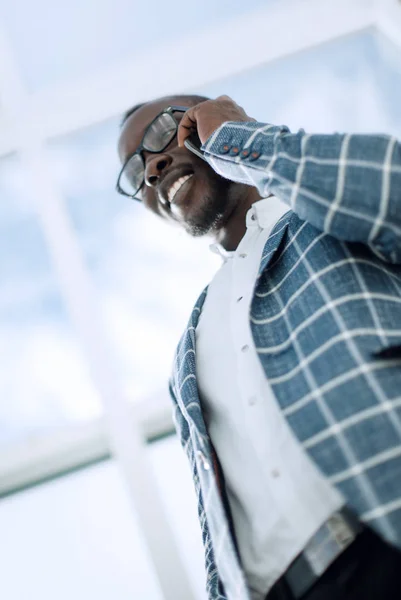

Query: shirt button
[[241, 344, 250, 353], [236, 296, 243, 303], [250, 214, 256, 221], [239, 253, 247, 258], [271, 469, 280, 478], [197, 450, 211, 471]]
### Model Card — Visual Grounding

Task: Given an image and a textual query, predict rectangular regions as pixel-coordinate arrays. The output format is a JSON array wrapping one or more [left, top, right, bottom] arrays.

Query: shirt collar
[[251, 195, 289, 229], [209, 196, 289, 261], [209, 243, 235, 261]]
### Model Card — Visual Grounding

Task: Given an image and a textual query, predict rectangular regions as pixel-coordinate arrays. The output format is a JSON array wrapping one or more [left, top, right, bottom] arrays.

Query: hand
[[177, 95, 255, 147]]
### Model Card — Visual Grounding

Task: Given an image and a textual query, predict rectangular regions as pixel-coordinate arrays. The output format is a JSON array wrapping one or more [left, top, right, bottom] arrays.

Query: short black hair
[[120, 103, 145, 128], [120, 94, 210, 128]]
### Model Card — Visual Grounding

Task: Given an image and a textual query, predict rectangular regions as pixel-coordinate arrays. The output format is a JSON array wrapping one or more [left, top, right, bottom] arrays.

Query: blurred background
[[1, 0, 401, 598]]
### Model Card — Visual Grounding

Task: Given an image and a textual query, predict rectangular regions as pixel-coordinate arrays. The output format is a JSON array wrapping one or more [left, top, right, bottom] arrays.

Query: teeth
[[167, 174, 193, 203]]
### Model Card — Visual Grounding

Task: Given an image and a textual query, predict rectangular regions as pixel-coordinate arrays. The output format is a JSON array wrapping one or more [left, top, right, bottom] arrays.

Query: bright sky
[[0, 0, 270, 91]]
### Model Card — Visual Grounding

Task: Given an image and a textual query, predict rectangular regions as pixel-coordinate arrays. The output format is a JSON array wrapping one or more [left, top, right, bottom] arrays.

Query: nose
[[144, 153, 172, 187]]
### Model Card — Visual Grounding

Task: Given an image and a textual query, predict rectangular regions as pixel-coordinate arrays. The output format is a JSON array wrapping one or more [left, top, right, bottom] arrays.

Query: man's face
[[118, 96, 238, 237]]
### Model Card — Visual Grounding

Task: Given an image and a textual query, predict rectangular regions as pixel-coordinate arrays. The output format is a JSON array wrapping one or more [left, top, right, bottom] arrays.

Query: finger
[[177, 107, 197, 147], [216, 94, 233, 102], [216, 94, 240, 110]]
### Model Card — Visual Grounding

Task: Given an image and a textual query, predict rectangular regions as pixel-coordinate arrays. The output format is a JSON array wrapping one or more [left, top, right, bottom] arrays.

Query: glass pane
[[198, 29, 401, 136], [149, 435, 207, 599], [0, 436, 207, 600], [0, 0, 269, 91], [0, 155, 101, 449], [47, 119, 219, 406], [0, 461, 163, 600]]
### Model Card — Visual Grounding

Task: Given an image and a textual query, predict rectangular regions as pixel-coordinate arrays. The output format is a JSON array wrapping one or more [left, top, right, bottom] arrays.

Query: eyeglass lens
[[119, 112, 178, 197]]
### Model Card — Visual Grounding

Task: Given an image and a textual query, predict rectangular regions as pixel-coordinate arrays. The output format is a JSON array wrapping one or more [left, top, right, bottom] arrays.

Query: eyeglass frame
[[116, 105, 189, 201]]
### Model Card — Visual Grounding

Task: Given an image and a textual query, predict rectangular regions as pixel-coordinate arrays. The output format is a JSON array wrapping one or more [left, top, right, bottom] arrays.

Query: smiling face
[[118, 95, 244, 238]]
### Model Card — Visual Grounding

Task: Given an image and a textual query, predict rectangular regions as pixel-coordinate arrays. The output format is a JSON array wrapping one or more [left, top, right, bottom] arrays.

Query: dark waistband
[[268, 507, 363, 600]]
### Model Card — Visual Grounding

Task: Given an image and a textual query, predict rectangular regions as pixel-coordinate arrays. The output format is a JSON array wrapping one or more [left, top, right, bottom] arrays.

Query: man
[[117, 94, 401, 600]]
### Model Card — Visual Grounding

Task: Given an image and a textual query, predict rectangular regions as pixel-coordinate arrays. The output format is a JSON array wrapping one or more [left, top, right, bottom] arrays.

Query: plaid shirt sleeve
[[202, 122, 401, 263]]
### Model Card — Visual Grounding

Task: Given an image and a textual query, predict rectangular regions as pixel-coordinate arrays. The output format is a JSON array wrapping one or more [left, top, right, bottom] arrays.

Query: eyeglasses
[[116, 105, 188, 201]]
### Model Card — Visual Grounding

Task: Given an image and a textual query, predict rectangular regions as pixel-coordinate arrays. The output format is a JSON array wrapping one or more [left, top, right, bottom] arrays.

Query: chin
[[183, 194, 227, 237]]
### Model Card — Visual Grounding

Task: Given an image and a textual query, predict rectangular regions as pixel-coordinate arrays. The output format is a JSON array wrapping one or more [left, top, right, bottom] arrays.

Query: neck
[[214, 186, 262, 251]]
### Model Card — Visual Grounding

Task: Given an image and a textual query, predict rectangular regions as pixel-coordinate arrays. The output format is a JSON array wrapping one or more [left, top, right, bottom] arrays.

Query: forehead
[[118, 96, 192, 162]]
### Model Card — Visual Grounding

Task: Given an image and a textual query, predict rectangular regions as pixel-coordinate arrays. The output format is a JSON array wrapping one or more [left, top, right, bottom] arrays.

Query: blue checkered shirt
[[170, 121, 401, 600]]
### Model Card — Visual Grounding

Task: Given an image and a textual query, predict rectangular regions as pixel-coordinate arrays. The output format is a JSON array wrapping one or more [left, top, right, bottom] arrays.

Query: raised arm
[[178, 96, 401, 264]]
